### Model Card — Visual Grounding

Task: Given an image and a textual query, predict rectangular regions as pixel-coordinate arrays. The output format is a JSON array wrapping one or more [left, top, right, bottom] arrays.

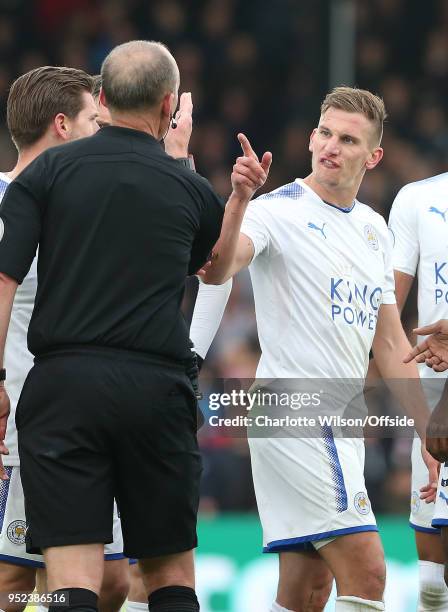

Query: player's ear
[[309, 128, 317, 152], [53, 113, 70, 141], [365, 147, 383, 170]]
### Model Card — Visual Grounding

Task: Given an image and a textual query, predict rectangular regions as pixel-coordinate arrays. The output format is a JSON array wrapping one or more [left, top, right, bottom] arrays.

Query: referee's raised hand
[[232, 133, 272, 201], [0, 385, 9, 480], [164, 92, 193, 158]]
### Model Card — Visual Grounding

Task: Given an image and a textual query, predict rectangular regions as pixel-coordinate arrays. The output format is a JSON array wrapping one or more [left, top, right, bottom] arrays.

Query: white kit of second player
[[241, 178, 395, 551], [389, 172, 448, 533]]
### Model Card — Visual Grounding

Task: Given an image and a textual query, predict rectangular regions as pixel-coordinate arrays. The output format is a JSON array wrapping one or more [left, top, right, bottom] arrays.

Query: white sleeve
[[380, 219, 396, 305], [240, 200, 271, 259], [189, 277, 233, 358], [388, 185, 419, 276]]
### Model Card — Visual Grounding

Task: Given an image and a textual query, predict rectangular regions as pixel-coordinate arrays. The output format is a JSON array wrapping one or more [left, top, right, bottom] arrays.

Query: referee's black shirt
[[0, 126, 224, 362]]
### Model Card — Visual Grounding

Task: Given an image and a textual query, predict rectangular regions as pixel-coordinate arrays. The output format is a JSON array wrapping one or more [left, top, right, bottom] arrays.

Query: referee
[[0, 41, 271, 612]]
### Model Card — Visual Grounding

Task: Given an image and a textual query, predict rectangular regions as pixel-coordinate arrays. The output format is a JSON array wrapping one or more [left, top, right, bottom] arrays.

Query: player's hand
[[231, 133, 272, 201], [0, 385, 10, 480], [420, 482, 438, 504], [164, 92, 193, 159], [420, 441, 439, 503], [403, 320, 448, 371], [195, 260, 211, 279], [420, 440, 440, 504]]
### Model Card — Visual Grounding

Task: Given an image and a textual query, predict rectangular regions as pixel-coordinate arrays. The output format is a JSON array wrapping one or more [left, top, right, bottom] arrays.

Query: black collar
[[98, 126, 162, 147]]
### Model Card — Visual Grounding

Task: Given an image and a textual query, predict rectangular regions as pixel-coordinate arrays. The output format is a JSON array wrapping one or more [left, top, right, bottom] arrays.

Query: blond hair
[[321, 86, 387, 145]]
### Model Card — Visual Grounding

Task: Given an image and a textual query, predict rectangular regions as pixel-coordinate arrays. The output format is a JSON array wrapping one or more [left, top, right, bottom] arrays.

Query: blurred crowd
[[0, 0, 447, 515]]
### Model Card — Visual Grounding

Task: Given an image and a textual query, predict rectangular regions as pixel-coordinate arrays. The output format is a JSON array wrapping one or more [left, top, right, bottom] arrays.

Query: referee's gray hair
[[101, 40, 179, 111]]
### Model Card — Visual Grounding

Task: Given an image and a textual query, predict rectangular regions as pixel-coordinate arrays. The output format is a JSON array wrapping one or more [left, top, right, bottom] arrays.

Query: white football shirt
[[0, 172, 37, 465], [389, 172, 448, 381], [241, 179, 396, 380]]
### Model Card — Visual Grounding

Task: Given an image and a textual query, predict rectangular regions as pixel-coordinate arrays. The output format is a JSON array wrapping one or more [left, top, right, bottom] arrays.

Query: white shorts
[[249, 431, 377, 552], [432, 462, 448, 529], [0, 467, 125, 567], [410, 437, 439, 533]]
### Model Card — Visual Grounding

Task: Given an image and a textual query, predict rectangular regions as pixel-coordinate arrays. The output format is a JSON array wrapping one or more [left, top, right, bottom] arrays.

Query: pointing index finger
[[413, 323, 441, 336], [238, 133, 258, 161]]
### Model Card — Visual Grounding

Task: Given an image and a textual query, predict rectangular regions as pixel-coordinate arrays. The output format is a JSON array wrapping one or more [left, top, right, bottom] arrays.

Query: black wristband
[[0, 369, 5, 382], [176, 156, 196, 171]]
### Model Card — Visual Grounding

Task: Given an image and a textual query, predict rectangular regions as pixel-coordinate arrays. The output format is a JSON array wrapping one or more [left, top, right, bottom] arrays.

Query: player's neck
[[7, 141, 50, 180], [303, 173, 358, 208]]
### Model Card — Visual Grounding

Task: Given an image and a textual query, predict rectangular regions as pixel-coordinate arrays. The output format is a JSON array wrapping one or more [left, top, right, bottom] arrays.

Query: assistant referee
[[0, 41, 270, 612]]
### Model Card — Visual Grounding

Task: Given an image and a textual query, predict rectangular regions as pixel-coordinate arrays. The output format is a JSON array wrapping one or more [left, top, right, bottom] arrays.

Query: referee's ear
[[162, 92, 175, 120], [99, 87, 108, 109]]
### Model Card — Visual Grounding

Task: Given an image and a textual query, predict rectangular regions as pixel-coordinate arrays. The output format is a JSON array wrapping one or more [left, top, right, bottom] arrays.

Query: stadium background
[[0, 0, 445, 609]]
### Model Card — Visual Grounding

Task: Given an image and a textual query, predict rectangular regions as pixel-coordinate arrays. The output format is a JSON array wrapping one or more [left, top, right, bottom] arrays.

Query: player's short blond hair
[[320, 86, 387, 145]]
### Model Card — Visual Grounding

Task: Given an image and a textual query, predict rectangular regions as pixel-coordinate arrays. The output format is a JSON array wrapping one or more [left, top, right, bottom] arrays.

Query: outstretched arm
[[200, 133, 272, 285]]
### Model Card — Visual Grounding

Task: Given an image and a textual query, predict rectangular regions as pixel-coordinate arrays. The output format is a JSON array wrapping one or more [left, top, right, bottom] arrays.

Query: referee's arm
[[0, 271, 18, 480]]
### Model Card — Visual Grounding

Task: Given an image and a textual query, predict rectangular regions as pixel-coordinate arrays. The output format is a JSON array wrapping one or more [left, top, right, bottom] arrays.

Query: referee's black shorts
[[16, 346, 201, 559]]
